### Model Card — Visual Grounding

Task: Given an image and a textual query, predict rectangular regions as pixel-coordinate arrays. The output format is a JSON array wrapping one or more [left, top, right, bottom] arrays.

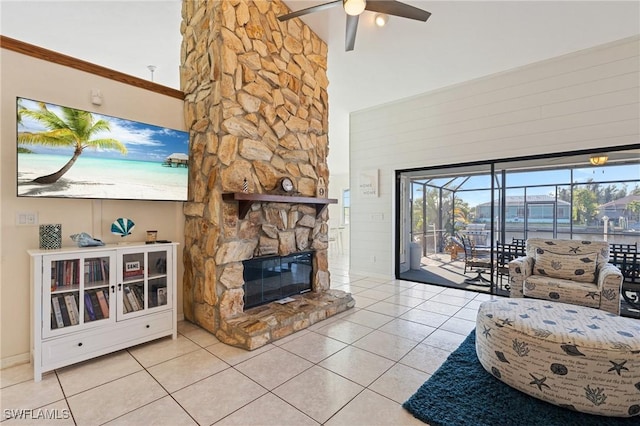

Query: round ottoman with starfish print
[[475, 298, 640, 417]]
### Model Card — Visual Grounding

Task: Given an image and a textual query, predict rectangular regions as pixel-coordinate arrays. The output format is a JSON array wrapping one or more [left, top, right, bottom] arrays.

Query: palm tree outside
[[18, 102, 127, 184]]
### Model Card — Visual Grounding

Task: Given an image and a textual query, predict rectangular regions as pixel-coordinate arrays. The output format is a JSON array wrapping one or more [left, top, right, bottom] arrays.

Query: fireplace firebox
[[243, 251, 313, 309]]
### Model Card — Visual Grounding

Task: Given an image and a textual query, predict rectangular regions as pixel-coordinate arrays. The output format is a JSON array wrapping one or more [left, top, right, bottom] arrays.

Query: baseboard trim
[[1, 352, 30, 370], [348, 269, 392, 281]]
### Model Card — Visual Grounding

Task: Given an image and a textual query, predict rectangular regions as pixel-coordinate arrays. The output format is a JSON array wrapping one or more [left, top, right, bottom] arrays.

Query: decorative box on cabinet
[[29, 242, 178, 381]]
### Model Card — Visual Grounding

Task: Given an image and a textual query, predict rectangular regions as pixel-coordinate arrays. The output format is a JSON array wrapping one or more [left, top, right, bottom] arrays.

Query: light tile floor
[[1, 253, 502, 425]]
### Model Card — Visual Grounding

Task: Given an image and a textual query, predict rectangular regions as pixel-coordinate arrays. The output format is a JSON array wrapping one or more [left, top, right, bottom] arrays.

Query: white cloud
[[94, 116, 165, 148]]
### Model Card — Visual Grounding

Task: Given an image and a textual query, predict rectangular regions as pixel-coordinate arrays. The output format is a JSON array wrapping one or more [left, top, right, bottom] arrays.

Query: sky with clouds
[[17, 97, 189, 163]]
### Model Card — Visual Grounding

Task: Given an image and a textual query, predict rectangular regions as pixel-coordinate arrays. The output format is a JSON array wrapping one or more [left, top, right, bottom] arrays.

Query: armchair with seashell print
[[508, 238, 624, 315]]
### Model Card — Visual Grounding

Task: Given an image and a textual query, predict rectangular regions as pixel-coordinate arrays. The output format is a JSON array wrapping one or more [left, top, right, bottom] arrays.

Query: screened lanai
[[396, 146, 640, 318]]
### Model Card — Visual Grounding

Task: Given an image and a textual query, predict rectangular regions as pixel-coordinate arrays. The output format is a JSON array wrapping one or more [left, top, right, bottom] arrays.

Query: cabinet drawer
[[41, 311, 173, 367]]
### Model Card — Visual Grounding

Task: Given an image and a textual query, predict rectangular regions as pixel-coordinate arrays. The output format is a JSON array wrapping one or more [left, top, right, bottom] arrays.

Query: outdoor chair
[[608, 244, 639, 311], [495, 241, 525, 290], [460, 234, 492, 284], [609, 242, 637, 254], [511, 238, 526, 246], [459, 235, 491, 273], [509, 238, 624, 315]]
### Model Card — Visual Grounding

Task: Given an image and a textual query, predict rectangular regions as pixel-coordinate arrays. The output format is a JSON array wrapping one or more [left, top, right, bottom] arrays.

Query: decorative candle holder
[[39, 224, 62, 250], [146, 230, 158, 244]]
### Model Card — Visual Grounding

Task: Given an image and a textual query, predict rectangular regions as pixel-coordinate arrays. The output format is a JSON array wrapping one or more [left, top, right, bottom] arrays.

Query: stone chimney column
[[180, 0, 333, 343]]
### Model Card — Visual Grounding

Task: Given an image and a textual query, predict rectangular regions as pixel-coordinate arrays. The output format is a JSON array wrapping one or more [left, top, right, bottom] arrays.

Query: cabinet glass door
[[49, 258, 81, 332], [45, 252, 115, 338], [82, 256, 112, 324], [120, 247, 171, 318], [121, 252, 146, 315], [148, 250, 168, 309]]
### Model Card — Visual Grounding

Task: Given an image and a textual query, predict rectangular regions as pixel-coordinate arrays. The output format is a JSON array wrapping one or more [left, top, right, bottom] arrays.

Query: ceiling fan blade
[[365, 0, 431, 21], [345, 14, 359, 51], [278, 0, 342, 21]]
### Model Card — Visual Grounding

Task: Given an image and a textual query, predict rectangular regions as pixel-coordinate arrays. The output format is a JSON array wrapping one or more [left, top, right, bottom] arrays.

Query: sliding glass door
[[396, 146, 639, 297]]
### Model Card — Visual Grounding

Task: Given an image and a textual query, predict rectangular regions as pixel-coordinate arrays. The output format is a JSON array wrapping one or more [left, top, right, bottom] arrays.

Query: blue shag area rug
[[403, 330, 638, 426]]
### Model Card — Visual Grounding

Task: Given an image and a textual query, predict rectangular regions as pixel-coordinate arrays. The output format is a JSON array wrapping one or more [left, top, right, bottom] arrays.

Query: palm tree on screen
[[18, 102, 127, 184]]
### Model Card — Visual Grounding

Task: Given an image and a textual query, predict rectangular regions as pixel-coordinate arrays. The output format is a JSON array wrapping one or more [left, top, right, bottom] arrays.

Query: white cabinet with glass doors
[[29, 242, 178, 381]]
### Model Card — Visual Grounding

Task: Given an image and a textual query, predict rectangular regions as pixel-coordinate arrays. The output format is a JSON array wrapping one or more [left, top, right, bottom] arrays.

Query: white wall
[[1, 48, 186, 367], [349, 36, 640, 277]]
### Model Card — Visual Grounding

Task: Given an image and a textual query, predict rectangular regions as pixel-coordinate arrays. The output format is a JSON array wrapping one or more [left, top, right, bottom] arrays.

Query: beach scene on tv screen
[[17, 97, 189, 201]]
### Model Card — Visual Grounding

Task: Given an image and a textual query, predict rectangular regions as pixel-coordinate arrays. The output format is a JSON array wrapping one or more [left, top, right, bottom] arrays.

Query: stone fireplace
[[180, 0, 354, 350]]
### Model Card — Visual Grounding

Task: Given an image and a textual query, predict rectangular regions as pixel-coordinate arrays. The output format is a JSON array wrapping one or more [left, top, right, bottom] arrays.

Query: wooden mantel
[[222, 193, 338, 219]]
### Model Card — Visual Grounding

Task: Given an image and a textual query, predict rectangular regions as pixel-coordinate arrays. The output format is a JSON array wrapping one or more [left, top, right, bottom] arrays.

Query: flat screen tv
[[17, 97, 189, 202]]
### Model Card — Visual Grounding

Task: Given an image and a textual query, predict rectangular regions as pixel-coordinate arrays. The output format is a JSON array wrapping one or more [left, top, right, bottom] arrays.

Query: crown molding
[[1, 35, 184, 100]]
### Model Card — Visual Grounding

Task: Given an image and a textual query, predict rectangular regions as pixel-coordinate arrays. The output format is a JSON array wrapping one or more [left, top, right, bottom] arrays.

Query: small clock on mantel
[[277, 177, 295, 194]]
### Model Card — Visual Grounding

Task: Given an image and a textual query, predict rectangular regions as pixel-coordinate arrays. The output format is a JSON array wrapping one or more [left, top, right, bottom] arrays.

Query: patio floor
[[399, 254, 640, 319]]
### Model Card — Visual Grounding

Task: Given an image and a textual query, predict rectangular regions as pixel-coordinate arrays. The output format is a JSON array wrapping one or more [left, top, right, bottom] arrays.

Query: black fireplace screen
[[243, 251, 313, 309]]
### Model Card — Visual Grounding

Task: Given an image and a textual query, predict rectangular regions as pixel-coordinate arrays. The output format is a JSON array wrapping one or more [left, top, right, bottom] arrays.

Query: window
[[342, 189, 350, 225]]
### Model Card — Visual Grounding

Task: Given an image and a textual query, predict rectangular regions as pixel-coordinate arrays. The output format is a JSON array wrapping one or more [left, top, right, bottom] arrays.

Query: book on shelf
[[73, 260, 80, 285], [84, 303, 92, 324], [51, 296, 64, 329], [96, 290, 110, 318], [70, 293, 81, 324], [83, 258, 110, 284], [51, 264, 57, 291], [101, 259, 109, 281], [84, 292, 96, 321], [64, 294, 79, 325], [129, 286, 142, 311], [65, 261, 73, 286], [88, 291, 104, 320], [132, 285, 145, 309], [58, 295, 71, 326], [124, 287, 141, 311], [71, 292, 83, 324], [123, 269, 144, 280], [55, 262, 63, 287], [53, 260, 80, 288], [122, 289, 133, 313]]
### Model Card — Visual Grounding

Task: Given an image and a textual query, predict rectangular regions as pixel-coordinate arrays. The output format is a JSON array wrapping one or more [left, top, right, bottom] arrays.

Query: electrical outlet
[[27, 212, 38, 225]]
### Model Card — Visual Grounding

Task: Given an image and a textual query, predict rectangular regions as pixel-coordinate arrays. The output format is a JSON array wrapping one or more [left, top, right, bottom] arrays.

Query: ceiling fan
[[278, 0, 431, 51]]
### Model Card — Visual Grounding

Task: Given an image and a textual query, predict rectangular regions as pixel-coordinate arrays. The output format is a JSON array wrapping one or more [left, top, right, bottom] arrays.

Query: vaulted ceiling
[[2, 1, 639, 174]]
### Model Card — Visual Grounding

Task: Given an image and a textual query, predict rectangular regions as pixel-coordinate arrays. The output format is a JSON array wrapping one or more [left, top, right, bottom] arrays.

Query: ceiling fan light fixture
[[344, 0, 366, 16], [374, 13, 388, 27], [589, 154, 608, 166]]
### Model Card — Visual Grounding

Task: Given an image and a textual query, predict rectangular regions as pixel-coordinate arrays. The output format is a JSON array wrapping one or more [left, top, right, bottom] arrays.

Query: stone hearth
[[180, 0, 353, 350], [220, 290, 354, 350]]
